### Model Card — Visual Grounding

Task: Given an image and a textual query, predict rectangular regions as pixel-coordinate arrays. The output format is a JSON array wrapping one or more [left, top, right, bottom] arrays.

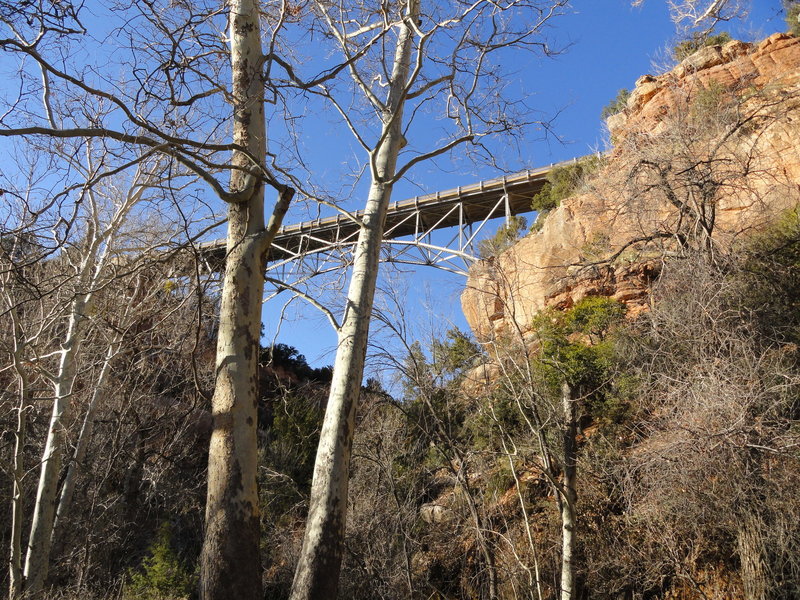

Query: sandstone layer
[[462, 33, 800, 341]]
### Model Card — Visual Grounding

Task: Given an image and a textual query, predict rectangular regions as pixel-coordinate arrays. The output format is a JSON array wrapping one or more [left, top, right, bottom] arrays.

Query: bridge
[[197, 157, 577, 279]]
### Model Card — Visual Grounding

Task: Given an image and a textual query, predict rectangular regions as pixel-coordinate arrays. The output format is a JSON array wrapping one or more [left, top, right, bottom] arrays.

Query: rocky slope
[[462, 33, 800, 341]]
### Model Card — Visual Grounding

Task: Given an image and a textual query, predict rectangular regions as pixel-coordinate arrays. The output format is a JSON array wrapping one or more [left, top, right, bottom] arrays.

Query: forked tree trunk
[[199, 1, 295, 598], [289, 5, 417, 598]]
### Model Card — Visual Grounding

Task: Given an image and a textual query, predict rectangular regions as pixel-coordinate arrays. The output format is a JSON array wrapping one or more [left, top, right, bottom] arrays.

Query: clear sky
[[263, 1, 788, 371]]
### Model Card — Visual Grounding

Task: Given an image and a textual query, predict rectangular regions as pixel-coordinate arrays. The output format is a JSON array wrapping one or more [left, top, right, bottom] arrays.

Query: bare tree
[[0, 2, 295, 597], [0, 144, 173, 596], [1, 159, 229, 598], [24, 157, 179, 596], [198, 3, 293, 599], [615, 257, 800, 600], [276, 1, 568, 595], [633, 0, 748, 30], [585, 71, 800, 277]]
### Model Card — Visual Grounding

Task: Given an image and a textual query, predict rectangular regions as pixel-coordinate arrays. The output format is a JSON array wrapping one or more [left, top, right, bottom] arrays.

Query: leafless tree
[[0, 139, 208, 598], [614, 257, 800, 600], [634, 0, 748, 31], [0, 2, 295, 597], [583, 71, 800, 277], [272, 1, 569, 595]]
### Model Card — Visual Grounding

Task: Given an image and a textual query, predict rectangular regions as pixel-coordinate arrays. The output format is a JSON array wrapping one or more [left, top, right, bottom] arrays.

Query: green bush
[[477, 215, 527, 259], [600, 88, 631, 120], [431, 327, 483, 374], [673, 31, 732, 61], [530, 296, 627, 414], [531, 155, 604, 217], [261, 343, 332, 382], [787, 2, 800, 36], [126, 523, 196, 600], [564, 295, 626, 340], [260, 393, 324, 523], [467, 389, 527, 452]]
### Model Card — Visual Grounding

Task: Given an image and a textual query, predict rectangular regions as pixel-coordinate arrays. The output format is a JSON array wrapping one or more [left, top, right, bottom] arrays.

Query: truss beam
[[197, 158, 582, 276]]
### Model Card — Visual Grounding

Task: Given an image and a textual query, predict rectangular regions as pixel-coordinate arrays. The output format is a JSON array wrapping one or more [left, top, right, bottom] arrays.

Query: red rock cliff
[[462, 33, 800, 341]]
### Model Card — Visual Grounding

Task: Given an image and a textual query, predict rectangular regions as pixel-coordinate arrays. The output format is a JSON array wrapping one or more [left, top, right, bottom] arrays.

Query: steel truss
[[267, 192, 520, 283], [195, 159, 588, 289]]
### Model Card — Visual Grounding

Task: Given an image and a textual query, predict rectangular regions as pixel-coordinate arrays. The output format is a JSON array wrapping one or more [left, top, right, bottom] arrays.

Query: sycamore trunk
[[290, 5, 417, 597], [560, 383, 577, 600], [199, 1, 267, 598]]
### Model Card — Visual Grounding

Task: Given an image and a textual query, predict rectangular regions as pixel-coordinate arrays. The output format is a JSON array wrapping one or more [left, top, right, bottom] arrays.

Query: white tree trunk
[[23, 290, 90, 595], [9, 389, 26, 600], [51, 337, 119, 548], [199, 1, 270, 597], [560, 382, 577, 600], [8, 302, 28, 600], [290, 5, 417, 597]]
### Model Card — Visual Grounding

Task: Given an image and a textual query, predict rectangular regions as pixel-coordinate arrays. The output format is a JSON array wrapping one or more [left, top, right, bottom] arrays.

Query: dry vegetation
[[2, 29, 800, 600]]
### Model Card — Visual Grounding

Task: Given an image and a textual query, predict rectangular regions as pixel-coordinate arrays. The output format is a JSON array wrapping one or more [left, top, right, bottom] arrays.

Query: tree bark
[[199, 1, 268, 598], [737, 515, 767, 600], [560, 382, 577, 600], [8, 303, 28, 600], [51, 337, 119, 550], [23, 291, 89, 596], [9, 389, 26, 600], [289, 4, 417, 597]]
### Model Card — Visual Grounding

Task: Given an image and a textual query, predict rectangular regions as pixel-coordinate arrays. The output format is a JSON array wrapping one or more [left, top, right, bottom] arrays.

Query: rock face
[[463, 33, 800, 341], [610, 34, 800, 137]]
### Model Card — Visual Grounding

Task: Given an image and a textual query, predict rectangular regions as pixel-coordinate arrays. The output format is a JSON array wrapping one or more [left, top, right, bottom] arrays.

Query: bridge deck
[[198, 159, 570, 267]]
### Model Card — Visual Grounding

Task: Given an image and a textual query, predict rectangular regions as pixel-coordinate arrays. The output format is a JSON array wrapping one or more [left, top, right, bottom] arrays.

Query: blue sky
[[0, 2, 787, 377], [263, 1, 790, 371]]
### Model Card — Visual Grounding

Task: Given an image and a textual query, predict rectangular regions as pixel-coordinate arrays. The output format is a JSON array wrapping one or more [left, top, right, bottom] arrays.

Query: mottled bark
[[199, 1, 271, 598], [192, 1, 293, 596], [289, 4, 417, 598]]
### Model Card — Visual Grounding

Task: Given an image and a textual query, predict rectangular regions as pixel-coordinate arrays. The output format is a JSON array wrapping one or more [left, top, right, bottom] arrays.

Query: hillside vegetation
[[2, 32, 800, 600]]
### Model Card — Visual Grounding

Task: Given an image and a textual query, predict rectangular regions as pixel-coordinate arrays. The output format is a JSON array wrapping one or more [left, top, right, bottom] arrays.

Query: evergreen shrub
[[673, 31, 732, 61], [601, 89, 631, 120], [125, 523, 196, 600]]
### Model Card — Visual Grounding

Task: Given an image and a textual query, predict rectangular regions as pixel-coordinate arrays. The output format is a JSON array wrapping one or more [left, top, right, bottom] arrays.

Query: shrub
[[125, 523, 196, 600], [531, 154, 604, 217], [564, 295, 626, 340], [261, 343, 332, 383], [690, 80, 726, 118], [261, 391, 324, 517], [600, 88, 631, 120], [787, 2, 800, 36], [530, 296, 627, 407], [431, 327, 483, 374], [737, 207, 800, 344], [673, 31, 732, 61], [477, 215, 527, 259]]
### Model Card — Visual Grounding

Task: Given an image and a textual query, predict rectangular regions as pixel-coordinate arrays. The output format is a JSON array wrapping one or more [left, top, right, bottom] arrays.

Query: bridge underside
[[195, 160, 574, 279]]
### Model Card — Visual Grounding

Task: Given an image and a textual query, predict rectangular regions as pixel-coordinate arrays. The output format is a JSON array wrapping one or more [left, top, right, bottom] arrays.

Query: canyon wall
[[462, 33, 800, 341]]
